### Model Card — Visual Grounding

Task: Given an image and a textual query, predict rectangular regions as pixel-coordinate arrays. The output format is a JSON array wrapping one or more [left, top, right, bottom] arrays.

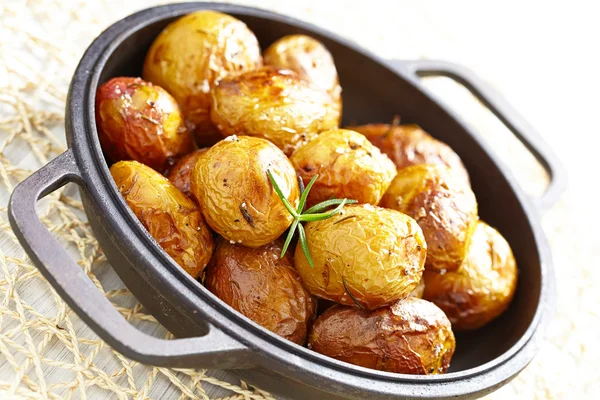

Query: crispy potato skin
[[263, 34, 342, 102], [308, 298, 455, 374], [142, 11, 262, 146], [380, 164, 478, 271], [166, 148, 208, 199], [210, 67, 341, 155], [291, 129, 397, 207], [294, 204, 426, 310], [409, 278, 425, 299], [423, 221, 518, 331], [95, 77, 195, 172], [348, 123, 470, 185], [191, 136, 299, 248], [110, 161, 214, 278], [205, 238, 316, 345]]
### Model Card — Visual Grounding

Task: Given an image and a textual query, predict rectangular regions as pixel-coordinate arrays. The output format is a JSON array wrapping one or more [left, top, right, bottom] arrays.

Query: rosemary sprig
[[267, 169, 357, 267]]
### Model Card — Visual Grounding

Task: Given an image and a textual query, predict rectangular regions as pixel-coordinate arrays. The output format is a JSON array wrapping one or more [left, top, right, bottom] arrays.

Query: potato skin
[[308, 298, 455, 374], [210, 67, 341, 155], [409, 278, 425, 299], [380, 164, 478, 272], [110, 161, 214, 278], [205, 238, 316, 345], [295, 204, 426, 310], [142, 10, 262, 146], [291, 129, 397, 207], [348, 123, 470, 185], [263, 34, 342, 101], [95, 77, 195, 171], [166, 148, 208, 199], [423, 221, 518, 331], [191, 135, 300, 248]]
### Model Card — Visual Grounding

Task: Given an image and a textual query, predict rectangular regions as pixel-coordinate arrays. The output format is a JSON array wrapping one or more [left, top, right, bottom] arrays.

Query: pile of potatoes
[[95, 10, 518, 375]]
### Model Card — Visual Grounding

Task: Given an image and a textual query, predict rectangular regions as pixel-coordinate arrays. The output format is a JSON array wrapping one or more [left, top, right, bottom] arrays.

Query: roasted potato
[[348, 123, 470, 185], [95, 77, 195, 171], [110, 161, 214, 278], [205, 238, 316, 345], [142, 10, 262, 146], [380, 164, 478, 271], [191, 135, 300, 247], [295, 204, 426, 310], [290, 129, 397, 207], [423, 221, 518, 331], [308, 298, 455, 374], [263, 34, 342, 101], [409, 278, 426, 299], [166, 148, 208, 199], [210, 67, 341, 155]]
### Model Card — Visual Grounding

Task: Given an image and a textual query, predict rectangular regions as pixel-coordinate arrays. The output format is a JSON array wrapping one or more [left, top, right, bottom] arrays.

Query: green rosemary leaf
[[297, 224, 314, 268], [299, 199, 348, 222], [304, 198, 358, 214], [342, 276, 365, 309], [297, 174, 318, 214], [281, 219, 299, 258], [267, 169, 298, 217]]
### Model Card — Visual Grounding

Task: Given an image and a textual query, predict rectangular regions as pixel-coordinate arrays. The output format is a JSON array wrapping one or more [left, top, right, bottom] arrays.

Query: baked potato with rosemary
[[166, 148, 208, 199], [210, 67, 341, 155], [142, 10, 262, 146], [380, 164, 478, 271], [308, 298, 455, 374], [110, 160, 214, 278], [348, 122, 470, 185], [294, 204, 426, 310], [423, 221, 518, 331], [290, 129, 397, 207], [205, 238, 316, 345], [191, 135, 300, 247], [263, 34, 342, 102], [95, 77, 195, 172]]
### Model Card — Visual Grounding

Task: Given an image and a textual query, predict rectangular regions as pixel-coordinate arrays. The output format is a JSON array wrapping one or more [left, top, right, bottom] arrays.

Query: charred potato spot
[[263, 34, 342, 102], [205, 238, 316, 344], [142, 10, 262, 146], [166, 148, 208, 199], [423, 221, 518, 331], [191, 136, 300, 248], [348, 123, 470, 185], [294, 204, 426, 310], [380, 164, 478, 271], [210, 67, 341, 155], [308, 298, 455, 374], [110, 161, 214, 278], [290, 129, 397, 207], [95, 77, 195, 172]]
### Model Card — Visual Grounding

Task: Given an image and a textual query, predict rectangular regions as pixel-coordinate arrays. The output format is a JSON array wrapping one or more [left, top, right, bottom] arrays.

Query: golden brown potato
[[142, 10, 262, 146], [205, 238, 316, 345], [380, 164, 478, 271], [423, 221, 517, 331], [348, 123, 470, 185], [295, 204, 426, 310], [409, 278, 425, 299], [210, 67, 341, 155], [263, 34, 341, 101], [191, 135, 300, 248], [290, 129, 396, 207], [308, 298, 455, 374], [110, 161, 214, 278], [95, 77, 195, 172], [166, 148, 208, 199]]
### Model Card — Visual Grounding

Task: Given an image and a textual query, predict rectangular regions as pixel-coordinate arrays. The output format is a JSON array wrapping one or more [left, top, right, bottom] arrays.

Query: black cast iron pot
[[8, 3, 566, 399]]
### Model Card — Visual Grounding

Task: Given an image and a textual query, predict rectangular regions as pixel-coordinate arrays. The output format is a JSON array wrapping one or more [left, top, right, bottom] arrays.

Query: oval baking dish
[[8, 3, 565, 399]]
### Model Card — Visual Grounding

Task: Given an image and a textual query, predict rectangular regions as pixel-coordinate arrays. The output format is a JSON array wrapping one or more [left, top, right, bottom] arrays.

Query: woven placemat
[[1, 0, 597, 399]]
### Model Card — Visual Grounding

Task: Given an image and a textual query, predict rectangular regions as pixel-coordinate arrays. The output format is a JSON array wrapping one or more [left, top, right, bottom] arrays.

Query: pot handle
[[8, 149, 252, 369], [393, 59, 566, 213]]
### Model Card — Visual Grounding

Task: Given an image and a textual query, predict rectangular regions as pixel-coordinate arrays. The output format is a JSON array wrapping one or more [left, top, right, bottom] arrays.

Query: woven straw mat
[[0, 0, 598, 399]]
